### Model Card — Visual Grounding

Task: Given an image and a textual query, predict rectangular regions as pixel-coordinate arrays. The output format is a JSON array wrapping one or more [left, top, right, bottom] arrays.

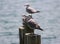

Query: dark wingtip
[[39, 28, 43, 31], [37, 11, 40, 13]]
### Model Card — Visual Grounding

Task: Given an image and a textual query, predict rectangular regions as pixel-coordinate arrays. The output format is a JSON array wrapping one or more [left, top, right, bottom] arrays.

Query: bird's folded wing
[[28, 7, 37, 12]]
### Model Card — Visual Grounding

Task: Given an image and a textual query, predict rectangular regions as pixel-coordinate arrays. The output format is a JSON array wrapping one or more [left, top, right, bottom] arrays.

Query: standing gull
[[25, 4, 40, 15], [22, 15, 43, 31], [27, 18, 43, 31]]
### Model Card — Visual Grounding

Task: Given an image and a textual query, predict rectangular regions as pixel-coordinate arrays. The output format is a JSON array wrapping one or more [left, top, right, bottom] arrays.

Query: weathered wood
[[19, 26, 25, 44], [19, 26, 34, 44], [24, 34, 41, 44]]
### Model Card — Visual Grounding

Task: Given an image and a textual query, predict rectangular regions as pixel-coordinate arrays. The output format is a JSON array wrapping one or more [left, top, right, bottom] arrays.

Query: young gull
[[25, 4, 40, 14]]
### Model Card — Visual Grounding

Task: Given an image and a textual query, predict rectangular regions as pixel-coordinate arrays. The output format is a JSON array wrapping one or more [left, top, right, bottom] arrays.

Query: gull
[[27, 18, 43, 31], [25, 4, 40, 15], [22, 15, 43, 31]]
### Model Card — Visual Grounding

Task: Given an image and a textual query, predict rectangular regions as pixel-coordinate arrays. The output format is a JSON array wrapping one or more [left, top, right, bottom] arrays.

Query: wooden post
[[19, 26, 25, 44], [24, 34, 41, 44], [19, 26, 41, 44], [19, 26, 34, 44]]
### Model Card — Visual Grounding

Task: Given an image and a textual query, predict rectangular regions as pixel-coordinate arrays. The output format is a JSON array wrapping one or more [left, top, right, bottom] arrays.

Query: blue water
[[0, 0, 60, 44]]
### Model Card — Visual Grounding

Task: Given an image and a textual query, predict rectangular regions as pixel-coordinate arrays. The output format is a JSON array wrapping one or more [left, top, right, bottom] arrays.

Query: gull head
[[24, 3, 30, 7]]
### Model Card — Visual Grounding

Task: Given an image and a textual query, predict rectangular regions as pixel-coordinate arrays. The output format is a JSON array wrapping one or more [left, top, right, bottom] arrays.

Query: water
[[0, 0, 60, 44]]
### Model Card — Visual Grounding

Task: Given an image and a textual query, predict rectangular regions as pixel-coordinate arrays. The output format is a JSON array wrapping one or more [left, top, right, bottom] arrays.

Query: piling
[[19, 25, 34, 44], [24, 34, 41, 44], [19, 26, 41, 44]]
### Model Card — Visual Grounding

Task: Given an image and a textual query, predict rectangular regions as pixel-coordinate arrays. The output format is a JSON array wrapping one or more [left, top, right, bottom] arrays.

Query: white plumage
[[25, 4, 40, 14]]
